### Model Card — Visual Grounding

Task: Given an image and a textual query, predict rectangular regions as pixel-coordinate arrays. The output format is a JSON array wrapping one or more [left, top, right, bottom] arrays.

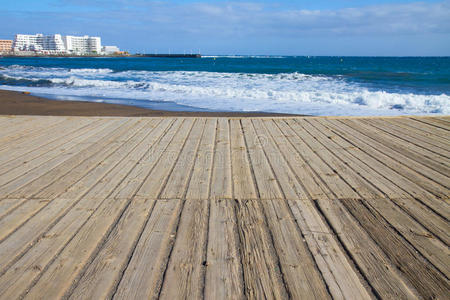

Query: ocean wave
[[0, 74, 53, 87], [202, 55, 286, 59], [68, 68, 114, 74], [0, 65, 448, 116]]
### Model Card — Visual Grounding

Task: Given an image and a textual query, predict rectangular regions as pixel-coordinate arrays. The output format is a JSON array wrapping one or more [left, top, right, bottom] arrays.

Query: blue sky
[[1, 0, 449, 55]]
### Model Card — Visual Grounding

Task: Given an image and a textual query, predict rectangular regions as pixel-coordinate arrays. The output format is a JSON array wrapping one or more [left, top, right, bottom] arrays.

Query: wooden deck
[[0, 115, 448, 299]]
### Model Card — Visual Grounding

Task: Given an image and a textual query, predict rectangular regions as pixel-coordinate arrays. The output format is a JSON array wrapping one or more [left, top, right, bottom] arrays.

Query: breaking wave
[[0, 64, 448, 116]]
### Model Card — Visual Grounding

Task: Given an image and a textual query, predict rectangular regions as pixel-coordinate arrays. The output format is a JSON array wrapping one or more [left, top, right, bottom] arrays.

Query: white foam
[[0, 65, 448, 116], [69, 68, 113, 74], [202, 55, 286, 58]]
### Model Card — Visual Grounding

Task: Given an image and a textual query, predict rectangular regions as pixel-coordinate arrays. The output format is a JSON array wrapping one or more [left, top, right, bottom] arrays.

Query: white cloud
[[2, 1, 449, 54], [122, 1, 449, 37], [8, 1, 450, 37]]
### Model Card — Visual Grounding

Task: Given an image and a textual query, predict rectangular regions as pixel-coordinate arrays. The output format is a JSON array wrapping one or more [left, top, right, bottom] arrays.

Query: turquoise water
[[0, 56, 449, 115]]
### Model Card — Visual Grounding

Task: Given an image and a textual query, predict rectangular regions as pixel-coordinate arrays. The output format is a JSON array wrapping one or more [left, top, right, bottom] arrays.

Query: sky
[[1, 0, 449, 56]]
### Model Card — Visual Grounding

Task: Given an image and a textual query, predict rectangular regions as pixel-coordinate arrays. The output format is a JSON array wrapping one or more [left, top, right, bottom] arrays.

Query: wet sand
[[0, 89, 299, 117]]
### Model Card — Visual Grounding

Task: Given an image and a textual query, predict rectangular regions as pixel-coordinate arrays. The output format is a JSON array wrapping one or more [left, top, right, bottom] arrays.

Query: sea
[[0, 56, 449, 116]]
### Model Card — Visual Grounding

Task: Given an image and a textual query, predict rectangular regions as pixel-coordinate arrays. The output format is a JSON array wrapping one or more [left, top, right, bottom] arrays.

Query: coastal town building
[[13, 34, 66, 53], [63, 35, 101, 54], [102, 45, 120, 54], [0, 40, 12, 53], [12, 34, 40, 51], [12, 34, 105, 55]]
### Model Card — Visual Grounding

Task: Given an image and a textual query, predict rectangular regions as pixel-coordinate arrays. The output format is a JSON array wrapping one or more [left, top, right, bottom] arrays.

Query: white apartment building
[[42, 34, 66, 53], [13, 34, 40, 51], [13, 33, 102, 54], [13, 34, 66, 53], [63, 35, 101, 54]]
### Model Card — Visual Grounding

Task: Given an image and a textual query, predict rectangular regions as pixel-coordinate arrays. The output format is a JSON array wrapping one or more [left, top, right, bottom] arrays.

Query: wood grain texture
[[0, 115, 447, 300]]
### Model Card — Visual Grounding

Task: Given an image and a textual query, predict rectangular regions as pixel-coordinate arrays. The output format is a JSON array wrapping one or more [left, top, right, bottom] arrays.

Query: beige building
[[0, 40, 12, 53]]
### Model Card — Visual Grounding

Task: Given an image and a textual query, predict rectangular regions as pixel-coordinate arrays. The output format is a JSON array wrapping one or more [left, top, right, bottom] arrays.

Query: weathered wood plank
[[393, 117, 450, 142], [19, 194, 142, 300], [325, 118, 450, 200], [407, 117, 450, 138], [0, 117, 61, 143], [261, 119, 331, 201], [185, 118, 217, 200], [135, 118, 195, 198], [66, 197, 156, 300], [385, 118, 450, 149], [209, 118, 233, 199], [0, 117, 34, 138], [435, 116, 450, 124], [297, 118, 450, 287], [159, 199, 209, 299], [297, 119, 385, 200], [159, 118, 205, 199], [412, 117, 450, 131], [0, 195, 133, 299], [241, 119, 282, 199], [251, 119, 308, 200], [0, 118, 99, 177], [362, 198, 450, 277], [234, 199, 289, 299], [288, 200, 374, 299], [300, 119, 391, 198], [0, 120, 176, 299], [264, 199, 332, 299], [0, 198, 27, 219], [12, 119, 148, 200], [0, 118, 116, 189], [328, 120, 450, 222], [0, 118, 95, 164], [0, 119, 147, 242], [273, 119, 421, 299], [204, 198, 244, 299], [284, 119, 360, 200], [203, 119, 244, 299], [33, 119, 158, 199], [241, 119, 331, 298], [308, 118, 450, 244], [260, 119, 374, 298], [113, 199, 184, 300], [0, 118, 129, 197], [158, 119, 217, 299], [342, 198, 450, 299], [344, 119, 450, 176], [112, 120, 197, 298], [17, 121, 170, 299], [230, 119, 258, 199], [0, 115, 447, 299], [363, 118, 450, 162], [108, 118, 183, 200], [0, 119, 173, 273]]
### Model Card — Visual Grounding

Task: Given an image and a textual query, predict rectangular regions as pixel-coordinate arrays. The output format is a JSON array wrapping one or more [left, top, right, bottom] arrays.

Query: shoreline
[[0, 89, 301, 117], [1, 54, 201, 58]]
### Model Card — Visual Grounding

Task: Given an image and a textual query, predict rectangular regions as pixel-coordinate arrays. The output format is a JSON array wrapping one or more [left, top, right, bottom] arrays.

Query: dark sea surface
[[0, 56, 448, 115]]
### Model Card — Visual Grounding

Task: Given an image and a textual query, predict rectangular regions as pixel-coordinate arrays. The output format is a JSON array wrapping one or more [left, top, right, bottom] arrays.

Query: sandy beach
[[0, 89, 299, 117]]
